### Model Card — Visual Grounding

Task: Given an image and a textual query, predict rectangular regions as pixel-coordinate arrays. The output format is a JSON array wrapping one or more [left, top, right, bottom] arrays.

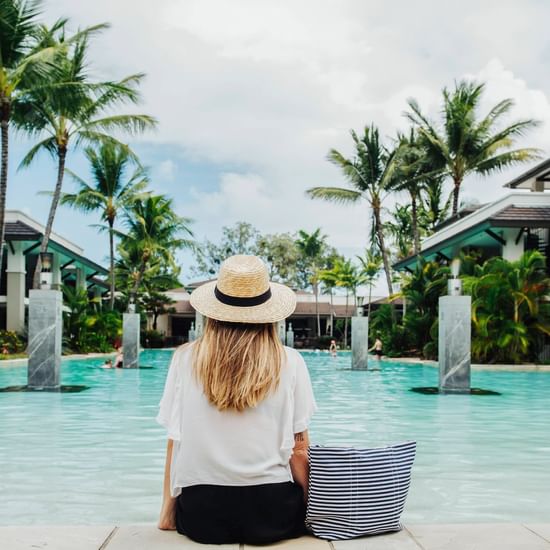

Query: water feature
[[1, 350, 549, 525]]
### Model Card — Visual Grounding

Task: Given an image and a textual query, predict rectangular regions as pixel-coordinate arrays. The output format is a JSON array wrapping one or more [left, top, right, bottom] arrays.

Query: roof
[[4, 210, 108, 278], [394, 192, 550, 271], [171, 298, 359, 318], [5, 220, 41, 240], [504, 158, 550, 190]]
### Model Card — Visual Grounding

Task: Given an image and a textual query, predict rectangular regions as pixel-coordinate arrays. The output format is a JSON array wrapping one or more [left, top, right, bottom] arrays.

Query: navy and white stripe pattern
[[306, 441, 416, 540]]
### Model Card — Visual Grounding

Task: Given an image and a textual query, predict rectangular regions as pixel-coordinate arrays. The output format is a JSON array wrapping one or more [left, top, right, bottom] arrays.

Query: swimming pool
[[0, 350, 549, 525]]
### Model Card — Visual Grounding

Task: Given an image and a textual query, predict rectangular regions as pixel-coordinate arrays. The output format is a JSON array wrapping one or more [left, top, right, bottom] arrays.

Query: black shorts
[[375, 349, 382, 357], [175, 481, 306, 544]]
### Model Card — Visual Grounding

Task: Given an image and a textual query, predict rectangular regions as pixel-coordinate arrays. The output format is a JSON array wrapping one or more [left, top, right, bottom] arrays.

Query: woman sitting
[[156, 255, 317, 544]]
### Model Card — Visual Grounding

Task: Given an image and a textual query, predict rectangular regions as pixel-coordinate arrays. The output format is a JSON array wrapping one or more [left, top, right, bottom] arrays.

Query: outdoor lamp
[[356, 295, 365, 317], [40, 252, 54, 289]]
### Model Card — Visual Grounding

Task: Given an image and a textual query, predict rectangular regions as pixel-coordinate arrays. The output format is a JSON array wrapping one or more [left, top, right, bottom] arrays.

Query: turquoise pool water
[[0, 350, 549, 525]]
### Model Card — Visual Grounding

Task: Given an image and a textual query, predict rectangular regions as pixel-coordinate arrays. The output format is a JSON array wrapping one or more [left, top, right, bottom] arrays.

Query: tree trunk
[[329, 288, 334, 337], [411, 192, 420, 255], [109, 219, 115, 309], [314, 278, 320, 338], [153, 312, 158, 330], [33, 145, 68, 289], [373, 204, 394, 297], [129, 260, 147, 309], [452, 178, 461, 217], [344, 290, 349, 348], [367, 283, 373, 318], [0, 96, 10, 291]]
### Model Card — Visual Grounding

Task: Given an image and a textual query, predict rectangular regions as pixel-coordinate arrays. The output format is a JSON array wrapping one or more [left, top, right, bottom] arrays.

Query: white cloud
[[29, 0, 550, 289], [157, 159, 176, 181]]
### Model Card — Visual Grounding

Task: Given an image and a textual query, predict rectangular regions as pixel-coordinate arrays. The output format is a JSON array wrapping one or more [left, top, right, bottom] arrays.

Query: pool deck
[[2, 524, 550, 549]]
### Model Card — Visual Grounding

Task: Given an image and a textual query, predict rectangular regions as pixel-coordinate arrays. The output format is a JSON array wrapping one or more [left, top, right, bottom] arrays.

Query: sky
[[7, 0, 550, 293]]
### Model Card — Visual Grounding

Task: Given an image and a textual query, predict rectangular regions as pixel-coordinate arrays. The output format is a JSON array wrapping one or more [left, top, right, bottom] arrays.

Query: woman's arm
[[158, 439, 177, 530], [289, 430, 309, 502]]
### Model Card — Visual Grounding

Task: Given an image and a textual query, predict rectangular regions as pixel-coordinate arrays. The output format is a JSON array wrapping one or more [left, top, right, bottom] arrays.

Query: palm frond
[[306, 186, 362, 204]]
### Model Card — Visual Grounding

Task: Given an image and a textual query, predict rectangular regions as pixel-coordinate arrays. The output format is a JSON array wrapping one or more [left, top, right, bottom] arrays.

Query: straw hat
[[190, 255, 297, 324]]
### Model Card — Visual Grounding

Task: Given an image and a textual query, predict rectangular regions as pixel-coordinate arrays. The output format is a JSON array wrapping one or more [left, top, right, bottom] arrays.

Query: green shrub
[[0, 330, 26, 354], [142, 329, 165, 348]]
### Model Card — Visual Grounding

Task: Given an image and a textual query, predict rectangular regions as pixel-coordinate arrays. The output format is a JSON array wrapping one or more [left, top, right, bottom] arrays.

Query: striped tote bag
[[306, 441, 416, 540]]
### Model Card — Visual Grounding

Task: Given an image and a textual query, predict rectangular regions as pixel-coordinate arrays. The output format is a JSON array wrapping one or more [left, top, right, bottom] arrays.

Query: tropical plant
[[117, 194, 193, 307], [307, 125, 398, 299], [386, 204, 414, 260], [418, 174, 451, 233], [390, 129, 435, 254], [400, 257, 450, 358], [0, 0, 59, 287], [295, 228, 327, 338], [356, 250, 382, 318], [333, 257, 361, 348], [462, 250, 550, 363], [15, 22, 157, 288], [406, 80, 540, 217], [60, 142, 149, 309]]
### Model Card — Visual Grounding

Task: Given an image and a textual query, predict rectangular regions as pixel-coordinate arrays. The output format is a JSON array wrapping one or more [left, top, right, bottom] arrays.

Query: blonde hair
[[192, 318, 284, 412]]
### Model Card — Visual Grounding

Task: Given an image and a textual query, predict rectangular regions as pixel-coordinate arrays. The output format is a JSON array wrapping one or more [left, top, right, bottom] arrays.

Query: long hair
[[192, 318, 284, 412]]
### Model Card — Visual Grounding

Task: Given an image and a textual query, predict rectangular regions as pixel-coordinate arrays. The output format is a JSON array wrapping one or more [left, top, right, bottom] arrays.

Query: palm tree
[[419, 174, 451, 233], [15, 23, 157, 288], [390, 129, 436, 254], [406, 80, 540, 217], [386, 204, 414, 260], [295, 228, 327, 338], [319, 266, 339, 337], [356, 250, 382, 318], [60, 142, 149, 309], [118, 195, 194, 308], [0, 0, 60, 286], [333, 257, 360, 348], [307, 125, 399, 298]]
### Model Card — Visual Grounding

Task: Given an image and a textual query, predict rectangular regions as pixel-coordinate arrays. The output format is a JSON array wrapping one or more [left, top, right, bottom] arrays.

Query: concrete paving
[[1, 524, 549, 550]]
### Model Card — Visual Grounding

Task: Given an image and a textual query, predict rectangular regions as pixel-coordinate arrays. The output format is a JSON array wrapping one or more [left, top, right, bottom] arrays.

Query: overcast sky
[[7, 0, 550, 292]]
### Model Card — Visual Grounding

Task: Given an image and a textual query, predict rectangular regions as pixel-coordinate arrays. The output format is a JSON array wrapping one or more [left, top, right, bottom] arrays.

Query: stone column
[[75, 267, 87, 291], [438, 295, 471, 393], [51, 253, 61, 291], [28, 289, 63, 389], [188, 322, 196, 343], [123, 313, 140, 368], [351, 316, 369, 370], [286, 323, 295, 348], [6, 242, 26, 333], [195, 311, 204, 338], [277, 320, 286, 344]]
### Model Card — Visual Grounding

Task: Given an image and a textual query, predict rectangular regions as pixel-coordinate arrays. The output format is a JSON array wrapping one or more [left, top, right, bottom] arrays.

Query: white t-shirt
[[156, 343, 317, 497]]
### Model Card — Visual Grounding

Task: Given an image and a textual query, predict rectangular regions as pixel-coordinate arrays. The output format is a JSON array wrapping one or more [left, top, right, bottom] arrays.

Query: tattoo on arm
[[294, 433, 304, 442]]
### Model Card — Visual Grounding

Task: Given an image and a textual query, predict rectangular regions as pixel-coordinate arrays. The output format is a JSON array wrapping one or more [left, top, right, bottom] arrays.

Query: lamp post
[[39, 252, 54, 290]]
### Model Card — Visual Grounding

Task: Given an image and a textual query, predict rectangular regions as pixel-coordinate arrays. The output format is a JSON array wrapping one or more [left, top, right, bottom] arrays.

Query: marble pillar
[[195, 312, 204, 338], [188, 322, 196, 343], [286, 323, 295, 348], [277, 320, 286, 344], [438, 295, 471, 392], [6, 242, 26, 333], [75, 267, 86, 291], [351, 316, 369, 370], [28, 290, 63, 389], [123, 313, 140, 369]]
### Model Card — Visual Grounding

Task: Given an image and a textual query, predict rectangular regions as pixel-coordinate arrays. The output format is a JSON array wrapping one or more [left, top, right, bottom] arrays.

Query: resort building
[[1, 210, 109, 332], [154, 282, 366, 347], [393, 159, 550, 273]]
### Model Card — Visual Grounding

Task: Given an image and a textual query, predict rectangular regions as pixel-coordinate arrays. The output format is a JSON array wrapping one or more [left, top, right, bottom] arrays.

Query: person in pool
[[156, 255, 316, 544], [369, 336, 383, 360], [114, 346, 124, 368], [329, 339, 337, 357]]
